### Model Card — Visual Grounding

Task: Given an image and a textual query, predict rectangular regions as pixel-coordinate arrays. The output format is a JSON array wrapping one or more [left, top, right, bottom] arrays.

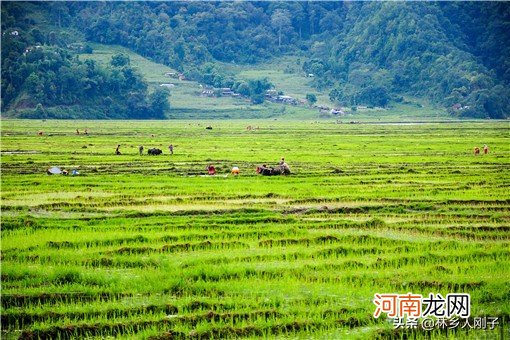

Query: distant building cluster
[[452, 103, 471, 111], [265, 90, 302, 105], [165, 72, 186, 81], [158, 71, 347, 116], [313, 104, 346, 115], [159, 72, 187, 88], [200, 86, 241, 98]]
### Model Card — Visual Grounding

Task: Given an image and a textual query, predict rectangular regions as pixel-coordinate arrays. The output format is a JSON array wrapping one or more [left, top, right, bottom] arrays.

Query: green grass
[[220, 55, 334, 107], [78, 44, 296, 119], [79, 44, 178, 85], [1, 119, 509, 339], [77, 44, 447, 121]]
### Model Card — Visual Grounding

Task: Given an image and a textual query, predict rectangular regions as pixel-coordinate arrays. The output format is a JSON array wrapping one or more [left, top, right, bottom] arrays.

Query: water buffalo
[[148, 148, 163, 155], [256, 164, 291, 176]]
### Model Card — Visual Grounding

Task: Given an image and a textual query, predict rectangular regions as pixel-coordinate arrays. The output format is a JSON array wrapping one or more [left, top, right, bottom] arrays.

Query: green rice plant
[[1, 120, 508, 338]]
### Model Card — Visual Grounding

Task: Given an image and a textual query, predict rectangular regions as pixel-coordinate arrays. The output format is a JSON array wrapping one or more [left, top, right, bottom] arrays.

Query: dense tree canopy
[[1, 1, 509, 119], [315, 2, 510, 117], [1, 3, 169, 118]]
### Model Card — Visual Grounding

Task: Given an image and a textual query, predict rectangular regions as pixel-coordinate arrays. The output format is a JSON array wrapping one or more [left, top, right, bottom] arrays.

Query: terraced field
[[1, 120, 509, 339]]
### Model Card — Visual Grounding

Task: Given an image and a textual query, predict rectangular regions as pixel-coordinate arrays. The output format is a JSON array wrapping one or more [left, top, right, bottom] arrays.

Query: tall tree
[[271, 9, 291, 48]]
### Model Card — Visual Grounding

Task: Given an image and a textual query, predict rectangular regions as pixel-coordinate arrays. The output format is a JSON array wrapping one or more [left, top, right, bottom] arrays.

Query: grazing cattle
[[148, 148, 162, 155], [206, 126, 213, 130], [474, 147, 480, 155]]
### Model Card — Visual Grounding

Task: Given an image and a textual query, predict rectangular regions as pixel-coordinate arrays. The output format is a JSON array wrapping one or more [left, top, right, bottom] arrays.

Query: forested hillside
[[1, 2, 169, 119], [1, 1, 509, 119]]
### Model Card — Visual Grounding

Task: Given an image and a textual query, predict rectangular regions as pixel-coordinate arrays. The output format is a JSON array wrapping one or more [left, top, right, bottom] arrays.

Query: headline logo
[[373, 293, 499, 330]]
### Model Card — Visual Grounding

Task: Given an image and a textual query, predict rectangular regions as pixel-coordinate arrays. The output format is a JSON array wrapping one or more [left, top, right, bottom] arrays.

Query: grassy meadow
[[77, 44, 444, 121], [78, 44, 311, 120], [1, 119, 509, 339]]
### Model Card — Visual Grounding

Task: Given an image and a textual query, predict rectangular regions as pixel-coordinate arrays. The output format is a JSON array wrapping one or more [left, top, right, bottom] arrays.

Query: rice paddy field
[[1, 119, 509, 339]]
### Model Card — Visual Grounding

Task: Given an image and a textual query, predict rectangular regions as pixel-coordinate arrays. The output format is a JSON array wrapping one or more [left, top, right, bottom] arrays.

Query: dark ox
[[256, 165, 291, 176], [148, 148, 163, 155]]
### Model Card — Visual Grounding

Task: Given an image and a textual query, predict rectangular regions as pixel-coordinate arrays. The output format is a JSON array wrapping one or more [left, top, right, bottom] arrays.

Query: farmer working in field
[[207, 164, 216, 175], [280, 158, 290, 170], [139, 145, 144, 155], [116, 145, 121, 155]]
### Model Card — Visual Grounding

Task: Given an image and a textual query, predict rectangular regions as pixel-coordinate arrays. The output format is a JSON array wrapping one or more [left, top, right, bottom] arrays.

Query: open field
[[1, 119, 509, 339]]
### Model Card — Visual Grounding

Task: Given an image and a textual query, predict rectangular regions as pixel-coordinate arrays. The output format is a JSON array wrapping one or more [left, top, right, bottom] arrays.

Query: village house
[[201, 89, 214, 97], [159, 83, 175, 88], [452, 103, 470, 111], [315, 105, 330, 111], [265, 89, 278, 98], [277, 95, 297, 104], [330, 108, 346, 115], [220, 88, 235, 96], [198, 86, 241, 98], [165, 72, 186, 80], [66, 43, 90, 52]]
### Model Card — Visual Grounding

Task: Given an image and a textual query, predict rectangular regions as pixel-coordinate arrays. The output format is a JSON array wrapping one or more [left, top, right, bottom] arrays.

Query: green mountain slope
[[319, 2, 510, 119], [1, 2, 170, 119], [81, 44, 443, 121], [2, 1, 508, 119], [77, 44, 324, 119]]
